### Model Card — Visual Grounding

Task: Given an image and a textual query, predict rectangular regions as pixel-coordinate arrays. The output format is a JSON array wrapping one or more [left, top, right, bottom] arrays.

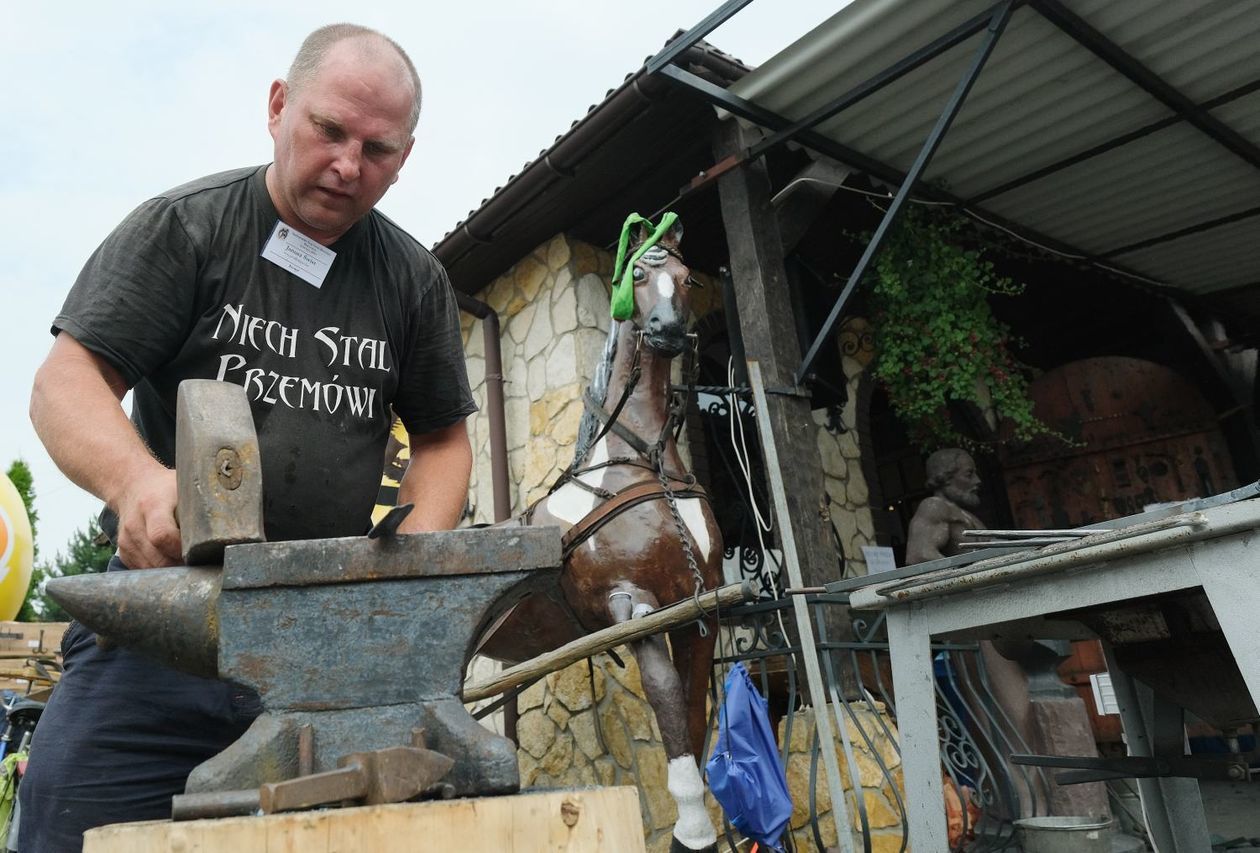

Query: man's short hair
[[288, 23, 422, 133], [925, 448, 972, 491]]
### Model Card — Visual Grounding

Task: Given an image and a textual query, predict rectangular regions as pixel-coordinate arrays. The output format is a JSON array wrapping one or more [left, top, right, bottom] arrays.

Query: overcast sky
[[0, 0, 842, 562]]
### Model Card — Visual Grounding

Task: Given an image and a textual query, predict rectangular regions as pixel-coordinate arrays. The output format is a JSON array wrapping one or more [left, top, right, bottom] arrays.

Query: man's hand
[[112, 467, 181, 568]]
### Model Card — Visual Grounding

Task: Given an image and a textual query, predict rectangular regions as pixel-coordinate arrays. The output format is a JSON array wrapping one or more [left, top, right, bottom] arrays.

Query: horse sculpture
[[478, 215, 723, 853]]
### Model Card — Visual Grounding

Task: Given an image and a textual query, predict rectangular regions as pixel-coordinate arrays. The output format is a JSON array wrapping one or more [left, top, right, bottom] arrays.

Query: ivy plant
[[866, 206, 1053, 451]]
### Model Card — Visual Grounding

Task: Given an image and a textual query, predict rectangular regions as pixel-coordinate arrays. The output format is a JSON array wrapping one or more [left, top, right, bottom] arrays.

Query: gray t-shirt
[[55, 165, 475, 544]]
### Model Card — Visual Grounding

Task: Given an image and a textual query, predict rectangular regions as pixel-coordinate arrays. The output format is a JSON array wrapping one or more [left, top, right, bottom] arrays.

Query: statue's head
[[925, 448, 981, 510]]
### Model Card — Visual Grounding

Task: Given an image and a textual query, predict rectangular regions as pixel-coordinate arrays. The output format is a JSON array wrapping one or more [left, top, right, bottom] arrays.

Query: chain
[[654, 333, 713, 636]]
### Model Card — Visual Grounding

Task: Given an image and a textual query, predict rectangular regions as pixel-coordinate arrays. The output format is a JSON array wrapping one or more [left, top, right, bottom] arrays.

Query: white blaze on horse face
[[544, 439, 610, 528], [668, 755, 717, 849], [677, 497, 711, 561], [654, 270, 675, 300]]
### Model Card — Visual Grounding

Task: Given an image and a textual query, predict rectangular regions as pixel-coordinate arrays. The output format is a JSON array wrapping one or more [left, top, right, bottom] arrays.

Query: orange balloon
[[0, 473, 35, 621]]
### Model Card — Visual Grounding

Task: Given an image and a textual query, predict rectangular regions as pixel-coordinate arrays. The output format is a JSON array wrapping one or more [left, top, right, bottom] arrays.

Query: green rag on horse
[[610, 212, 678, 320]]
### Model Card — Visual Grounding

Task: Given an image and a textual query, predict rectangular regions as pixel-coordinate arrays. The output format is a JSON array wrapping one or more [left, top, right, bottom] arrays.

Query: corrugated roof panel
[[1076, 0, 1260, 102], [982, 128, 1260, 252], [1122, 218, 1260, 293], [727, 0, 1260, 294], [1213, 92, 1260, 148]]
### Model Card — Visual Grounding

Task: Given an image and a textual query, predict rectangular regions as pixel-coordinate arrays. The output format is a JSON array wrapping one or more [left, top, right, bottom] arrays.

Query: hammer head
[[176, 379, 264, 564]]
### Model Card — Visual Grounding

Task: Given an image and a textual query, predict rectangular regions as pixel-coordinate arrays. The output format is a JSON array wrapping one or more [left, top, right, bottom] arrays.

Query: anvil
[[48, 380, 561, 801]]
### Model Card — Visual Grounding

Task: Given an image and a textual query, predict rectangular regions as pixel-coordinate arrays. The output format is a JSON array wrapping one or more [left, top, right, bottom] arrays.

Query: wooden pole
[[463, 582, 753, 703]]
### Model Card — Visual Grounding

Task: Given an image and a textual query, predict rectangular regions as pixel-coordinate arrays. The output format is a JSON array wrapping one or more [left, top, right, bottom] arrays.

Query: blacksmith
[[23, 23, 474, 851]]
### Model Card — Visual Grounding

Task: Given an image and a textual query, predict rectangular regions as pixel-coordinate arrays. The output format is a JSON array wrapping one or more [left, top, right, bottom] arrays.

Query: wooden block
[[176, 380, 265, 564], [84, 787, 646, 853]]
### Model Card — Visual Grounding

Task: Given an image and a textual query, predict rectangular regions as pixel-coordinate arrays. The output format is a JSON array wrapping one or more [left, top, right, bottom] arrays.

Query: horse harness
[[526, 333, 712, 609]]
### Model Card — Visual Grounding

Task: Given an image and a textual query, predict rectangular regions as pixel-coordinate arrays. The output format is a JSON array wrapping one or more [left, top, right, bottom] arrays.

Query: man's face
[[266, 41, 415, 245], [941, 455, 982, 510]]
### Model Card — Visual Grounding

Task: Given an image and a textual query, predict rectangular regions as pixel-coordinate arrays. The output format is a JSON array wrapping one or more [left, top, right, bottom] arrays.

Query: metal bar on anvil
[[222, 526, 562, 590]]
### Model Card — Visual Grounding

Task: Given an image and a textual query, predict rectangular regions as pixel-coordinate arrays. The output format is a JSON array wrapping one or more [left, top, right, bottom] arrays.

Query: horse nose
[[648, 314, 664, 334]]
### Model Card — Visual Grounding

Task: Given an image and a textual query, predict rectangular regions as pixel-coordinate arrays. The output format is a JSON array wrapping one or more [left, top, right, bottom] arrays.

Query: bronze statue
[[906, 448, 983, 564]]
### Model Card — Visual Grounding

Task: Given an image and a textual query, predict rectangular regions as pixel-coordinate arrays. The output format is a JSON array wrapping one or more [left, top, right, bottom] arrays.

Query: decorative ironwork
[[704, 596, 1050, 852]]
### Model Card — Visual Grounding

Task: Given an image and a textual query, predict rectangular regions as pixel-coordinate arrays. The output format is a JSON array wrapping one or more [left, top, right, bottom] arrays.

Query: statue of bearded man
[[906, 448, 984, 564]]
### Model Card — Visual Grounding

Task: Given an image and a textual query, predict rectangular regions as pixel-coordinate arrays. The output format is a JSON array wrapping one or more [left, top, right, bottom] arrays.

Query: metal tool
[[48, 380, 564, 809]]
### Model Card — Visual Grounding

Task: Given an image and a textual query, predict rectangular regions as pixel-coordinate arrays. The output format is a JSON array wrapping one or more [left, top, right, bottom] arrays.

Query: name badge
[[261, 221, 336, 288]]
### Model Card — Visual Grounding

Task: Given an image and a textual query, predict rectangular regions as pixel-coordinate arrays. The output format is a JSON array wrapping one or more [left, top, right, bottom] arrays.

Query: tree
[[19, 519, 112, 622]]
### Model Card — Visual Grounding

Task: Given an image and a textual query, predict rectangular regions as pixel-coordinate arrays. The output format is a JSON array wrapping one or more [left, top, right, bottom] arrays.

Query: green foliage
[[5, 461, 37, 561], [19, 518, 112, 622], [867, 207, 1052, 451]]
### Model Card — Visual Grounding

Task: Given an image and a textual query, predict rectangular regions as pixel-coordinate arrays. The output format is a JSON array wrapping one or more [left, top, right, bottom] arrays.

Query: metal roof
[[717, 0, 1260, 297]]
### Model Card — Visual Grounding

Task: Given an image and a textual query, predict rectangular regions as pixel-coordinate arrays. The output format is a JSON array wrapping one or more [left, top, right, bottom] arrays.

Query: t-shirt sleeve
[[392, 262, 478, 435], [53, 197, 199, 388]]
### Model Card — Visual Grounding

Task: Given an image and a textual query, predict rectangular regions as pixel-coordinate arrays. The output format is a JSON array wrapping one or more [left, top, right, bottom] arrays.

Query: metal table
[[845, 496, 1260, 852]]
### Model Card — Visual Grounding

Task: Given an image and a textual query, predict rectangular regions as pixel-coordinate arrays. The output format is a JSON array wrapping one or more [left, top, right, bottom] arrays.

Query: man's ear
[[267, 79, 287, 136], [392, 137, 416, 184]]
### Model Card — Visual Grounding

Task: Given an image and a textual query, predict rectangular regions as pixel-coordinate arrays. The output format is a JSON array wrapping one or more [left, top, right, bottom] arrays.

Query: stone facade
[[780, 705, 906, 853]]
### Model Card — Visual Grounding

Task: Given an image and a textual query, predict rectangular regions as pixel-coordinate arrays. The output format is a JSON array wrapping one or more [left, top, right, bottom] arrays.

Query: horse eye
[[686, 276, 704, 289], [632, 267, 646, 282]]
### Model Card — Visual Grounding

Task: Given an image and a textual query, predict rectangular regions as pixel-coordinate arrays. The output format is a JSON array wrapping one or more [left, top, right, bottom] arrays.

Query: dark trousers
[[17, 557, 259, 853]]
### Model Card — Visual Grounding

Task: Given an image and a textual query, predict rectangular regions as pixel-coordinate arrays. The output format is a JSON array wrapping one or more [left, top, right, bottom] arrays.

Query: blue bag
[[706, 662, 793, 850]]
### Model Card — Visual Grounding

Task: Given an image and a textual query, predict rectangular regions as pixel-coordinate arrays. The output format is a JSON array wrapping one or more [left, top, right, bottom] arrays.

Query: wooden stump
[[84, 787, 645, 852]]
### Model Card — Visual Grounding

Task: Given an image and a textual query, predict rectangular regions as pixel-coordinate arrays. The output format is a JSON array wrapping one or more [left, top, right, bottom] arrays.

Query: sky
[[0, 0, 843, 563]]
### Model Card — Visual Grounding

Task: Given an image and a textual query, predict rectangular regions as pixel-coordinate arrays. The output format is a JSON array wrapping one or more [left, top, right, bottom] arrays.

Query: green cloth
[[0, 751, 26, 840], [609, 211, 678, 320]]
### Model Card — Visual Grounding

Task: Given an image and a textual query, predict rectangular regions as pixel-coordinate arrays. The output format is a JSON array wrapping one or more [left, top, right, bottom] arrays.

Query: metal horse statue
[[479, 215, 722, 852]]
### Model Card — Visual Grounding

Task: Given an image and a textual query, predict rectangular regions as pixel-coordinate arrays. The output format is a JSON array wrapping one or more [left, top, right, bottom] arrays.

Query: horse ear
[[660, 219, 684, 250], [632, 221, 653, 248]]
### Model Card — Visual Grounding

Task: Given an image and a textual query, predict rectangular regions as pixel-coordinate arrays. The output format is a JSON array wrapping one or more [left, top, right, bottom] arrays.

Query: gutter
[[456, 292, 511, 523], [432, 42, 750, 288]]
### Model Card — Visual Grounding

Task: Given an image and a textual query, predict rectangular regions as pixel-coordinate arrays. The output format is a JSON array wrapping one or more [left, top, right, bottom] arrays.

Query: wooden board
[[84, 786, 646, 853]]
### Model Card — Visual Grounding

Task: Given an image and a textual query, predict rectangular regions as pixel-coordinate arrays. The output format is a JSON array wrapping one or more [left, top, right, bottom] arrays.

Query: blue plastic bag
[[706, 662, 793, 850]]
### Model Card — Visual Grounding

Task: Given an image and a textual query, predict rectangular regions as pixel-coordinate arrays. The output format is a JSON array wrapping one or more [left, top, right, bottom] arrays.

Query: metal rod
[[958, 538, 1078, 548], [1029, 0, 1260, 170], [745, 2, 1006, 164], [795, 1, 1016, 386], [747, 359, 855, 852], [962, 529, 1091, 538], [874, 511, 1206, 598], [1102, 205, 1260, 258], [644, 0, 756, 74]]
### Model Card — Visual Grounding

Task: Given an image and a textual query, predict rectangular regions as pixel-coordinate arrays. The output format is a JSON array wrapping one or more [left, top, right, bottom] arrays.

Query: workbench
[[844, 493, 1260, 852]]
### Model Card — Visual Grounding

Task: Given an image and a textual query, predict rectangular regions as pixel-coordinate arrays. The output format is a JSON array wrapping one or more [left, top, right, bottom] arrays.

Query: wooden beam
[[463, 582, 753, 703], [713, 119, 856, 693]]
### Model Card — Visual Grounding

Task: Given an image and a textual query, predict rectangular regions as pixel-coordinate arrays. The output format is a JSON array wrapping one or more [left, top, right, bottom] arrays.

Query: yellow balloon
[[0, 473, 35, 621]]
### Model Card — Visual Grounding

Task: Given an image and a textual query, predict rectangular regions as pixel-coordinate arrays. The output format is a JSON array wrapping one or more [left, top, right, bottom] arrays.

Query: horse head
[[625, 219, 698, 357]]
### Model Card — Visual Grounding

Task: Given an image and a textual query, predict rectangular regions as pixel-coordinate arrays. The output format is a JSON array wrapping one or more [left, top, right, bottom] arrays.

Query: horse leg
[[668, 621, 717, 758], [608, 585, 717, 853]]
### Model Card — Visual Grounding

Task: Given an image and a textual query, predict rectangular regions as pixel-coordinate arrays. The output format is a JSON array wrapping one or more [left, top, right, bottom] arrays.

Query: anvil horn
[[46, 567, 222, 679]]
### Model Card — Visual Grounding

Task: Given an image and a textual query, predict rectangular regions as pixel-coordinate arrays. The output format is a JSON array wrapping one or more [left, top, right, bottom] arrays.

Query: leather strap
[[560, 479, 709, 559]]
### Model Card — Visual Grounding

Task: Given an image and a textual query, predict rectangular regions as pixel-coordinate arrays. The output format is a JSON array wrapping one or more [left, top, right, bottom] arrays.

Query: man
[[23, 24, 474, 850], [905, 448, 983, 564]]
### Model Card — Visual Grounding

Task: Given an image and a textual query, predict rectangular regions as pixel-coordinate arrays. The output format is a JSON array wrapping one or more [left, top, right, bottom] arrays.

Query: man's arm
[[29, 333, 181, 568], [396, 420, 473, 533]]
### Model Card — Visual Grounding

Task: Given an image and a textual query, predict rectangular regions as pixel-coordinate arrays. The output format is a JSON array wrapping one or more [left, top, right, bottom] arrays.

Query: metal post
[[796, 0, 1016, 386], [644, 0, 756, 74], [748, 360, 855, 853]]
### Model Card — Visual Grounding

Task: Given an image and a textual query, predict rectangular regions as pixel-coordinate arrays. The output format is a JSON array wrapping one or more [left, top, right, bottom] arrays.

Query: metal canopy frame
[[647, 0, 1260, 388]]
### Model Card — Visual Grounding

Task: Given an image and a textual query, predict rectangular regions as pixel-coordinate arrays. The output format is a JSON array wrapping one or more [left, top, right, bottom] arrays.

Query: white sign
[[861, 545, 897, 574]]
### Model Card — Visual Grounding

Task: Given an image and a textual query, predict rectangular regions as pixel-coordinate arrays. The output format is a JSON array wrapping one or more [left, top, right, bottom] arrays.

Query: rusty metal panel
[[1002, 357, 1237, 529]]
